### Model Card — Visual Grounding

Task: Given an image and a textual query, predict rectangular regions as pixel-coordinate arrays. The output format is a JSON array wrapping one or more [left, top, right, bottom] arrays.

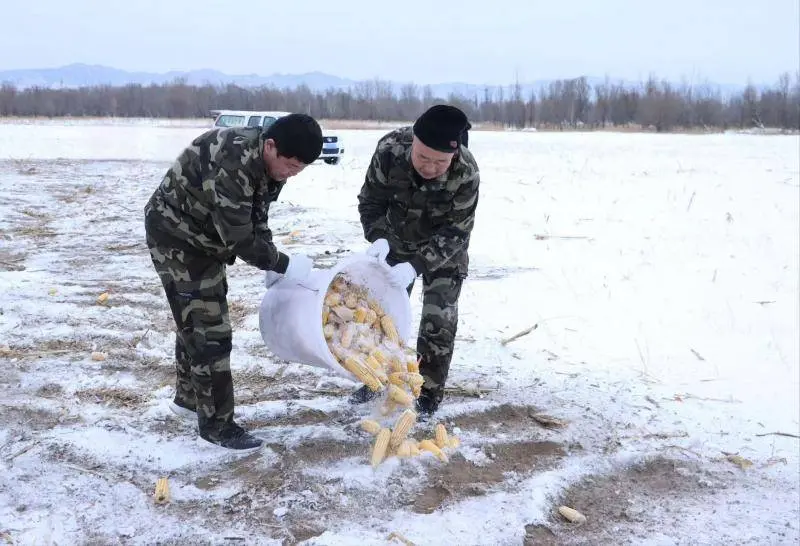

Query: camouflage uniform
[[144, 126, 288, 440], [357, 126, 480, 405]]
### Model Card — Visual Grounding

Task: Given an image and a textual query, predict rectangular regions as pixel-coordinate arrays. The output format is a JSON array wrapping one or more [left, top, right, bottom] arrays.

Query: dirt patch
[[450, 403, 547, 434], [74, 387, 146, 409], [227, 298, 254, 329], [244, 408, 344, 429], [0, 405, 79, 431], [413, 440, 566, 513], [523, 457, 735, 545]]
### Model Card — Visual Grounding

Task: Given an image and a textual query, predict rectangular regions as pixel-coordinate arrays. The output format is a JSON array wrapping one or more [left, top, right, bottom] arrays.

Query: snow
[[1, 118, 798, 545]]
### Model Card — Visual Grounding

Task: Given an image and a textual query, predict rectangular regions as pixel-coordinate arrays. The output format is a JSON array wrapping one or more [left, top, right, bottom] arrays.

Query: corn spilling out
[[360, 413, 460, 467], [323, 273, 421, 414]]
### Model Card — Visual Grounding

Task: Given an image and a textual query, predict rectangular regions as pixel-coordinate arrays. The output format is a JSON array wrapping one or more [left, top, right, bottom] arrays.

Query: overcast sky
[[3, 0, 797, 85]]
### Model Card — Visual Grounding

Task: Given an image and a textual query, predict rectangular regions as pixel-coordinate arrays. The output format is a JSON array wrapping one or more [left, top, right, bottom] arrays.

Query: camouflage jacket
[[357, 126, 480, 277], [144, 127, 290, 273]]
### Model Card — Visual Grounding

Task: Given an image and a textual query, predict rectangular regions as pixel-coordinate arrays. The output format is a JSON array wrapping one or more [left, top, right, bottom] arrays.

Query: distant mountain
[[0, 63, 748, 97]]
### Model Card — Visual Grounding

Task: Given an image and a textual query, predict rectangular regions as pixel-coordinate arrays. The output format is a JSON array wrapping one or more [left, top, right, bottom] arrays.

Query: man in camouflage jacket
[[355, 104, 480, 415], [144, 113, 323, 450]]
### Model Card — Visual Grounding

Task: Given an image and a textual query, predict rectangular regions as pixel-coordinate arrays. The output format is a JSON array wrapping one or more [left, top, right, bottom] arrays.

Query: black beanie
[[412, 105, 469, 153]]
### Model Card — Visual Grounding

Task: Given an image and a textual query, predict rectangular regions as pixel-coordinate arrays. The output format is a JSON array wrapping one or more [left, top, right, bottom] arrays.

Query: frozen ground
[[0, 119, 798, 546]]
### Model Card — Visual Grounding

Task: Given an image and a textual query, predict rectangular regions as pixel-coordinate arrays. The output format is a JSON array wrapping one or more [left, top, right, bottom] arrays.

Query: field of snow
[[0, 118, 798, 546]]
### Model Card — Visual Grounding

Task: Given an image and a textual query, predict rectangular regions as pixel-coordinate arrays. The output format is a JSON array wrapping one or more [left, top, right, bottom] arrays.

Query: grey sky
[[4, 0, 798, 86]]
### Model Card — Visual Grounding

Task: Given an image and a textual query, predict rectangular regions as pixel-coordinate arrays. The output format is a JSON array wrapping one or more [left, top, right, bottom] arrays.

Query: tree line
[[0, 72, 798, 131]]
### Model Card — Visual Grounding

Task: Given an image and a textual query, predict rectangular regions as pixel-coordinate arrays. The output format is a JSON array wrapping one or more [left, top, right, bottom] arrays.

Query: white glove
[[283, 254, 313, 282], [387, 262, 417, 288], [366, 238, 390, 262]]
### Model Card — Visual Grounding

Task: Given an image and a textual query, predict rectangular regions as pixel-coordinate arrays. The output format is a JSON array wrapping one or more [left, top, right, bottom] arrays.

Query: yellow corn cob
[[419, 439, 448, 462], [344, 292, 359, 309], [395, 439, 412, 457], [360, 419, 382, 435], [364, 354, 382, 370], [96, 292, 109, 305], [408, 439, 421, 456], [323, 324, 336, 340], [354, 306, 369, 323], [324, 292, 341, 307], [371, 428, 391, 468], [388, 384, 414, 407], [154, 477, 170, 504], [367, 296, 384, 316], [434, 423, 449, 449], [411, 384, 421, 398], [380, 315, 400, 344], [322, 307, 330, 325], [389, 409, 417, 449], [447, 436, 460, 449], [372, 366, 389, 384], [365, 309, 378, 325], [340, 323, 356, 348], [331, 275, 348, 292], [342, 356, 383, 391], [388, 356, 406, 374], [369, 348, 388, 365], [389, 372, 424, 388], [406, 356, 420, 374]]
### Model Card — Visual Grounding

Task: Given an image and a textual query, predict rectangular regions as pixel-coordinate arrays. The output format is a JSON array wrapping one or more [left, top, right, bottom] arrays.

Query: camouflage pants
[[146, 233, 235, 437], [406, 266, 464, 404]]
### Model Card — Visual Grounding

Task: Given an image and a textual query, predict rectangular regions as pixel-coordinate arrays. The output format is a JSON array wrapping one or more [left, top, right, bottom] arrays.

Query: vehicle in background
[[209, 109, 344, 165]]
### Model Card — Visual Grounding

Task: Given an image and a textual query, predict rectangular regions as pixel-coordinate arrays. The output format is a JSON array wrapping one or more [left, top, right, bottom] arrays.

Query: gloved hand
[[387, 262, 417, 288], [283, 253, 313, 282], [366, 238, 390, 262]]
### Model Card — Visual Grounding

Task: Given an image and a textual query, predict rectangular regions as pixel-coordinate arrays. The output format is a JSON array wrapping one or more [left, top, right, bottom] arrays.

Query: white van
[[209, 109, 344, 165]]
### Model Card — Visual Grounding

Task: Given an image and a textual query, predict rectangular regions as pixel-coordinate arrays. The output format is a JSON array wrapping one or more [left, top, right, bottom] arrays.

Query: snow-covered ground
[[0, 119, 798, 546]]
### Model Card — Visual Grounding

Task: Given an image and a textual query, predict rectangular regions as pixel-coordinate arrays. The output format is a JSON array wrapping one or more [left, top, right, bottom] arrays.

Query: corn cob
[[408, 439, 421, 456], [411, 384, 421, 398], [389, 372, 424, 388], [340, 322, 356, 348], [322, 306, 330, 325], [369, 348, 388, 365], [395, 439, 413, 457], [388, 356, 406, 374], [558, 506, 587, 524], [434, 423, 449, 449], [389, 409, 417, 449], [364, 354, 382, 370], [367, 296, 384, 316], [365, 308, 378, 326], [324, 292, 341, 307], [354, 306, 369, 323], [96, 292, 109, 305], [154, 477, 170, 504], [406, 355, 420, 374], [342, 356, 383, 391], [360, 419, 382, 435], [371, 428, 391, 468], [331, 275, 348, 291], [388, 384, 414, 407], [344, 292, 359, 309], [419, 439, 448, 462], [380, 315, 400, 344]]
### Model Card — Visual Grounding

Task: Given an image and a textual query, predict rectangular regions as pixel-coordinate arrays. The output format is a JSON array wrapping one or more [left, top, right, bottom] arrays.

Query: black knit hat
[[412, 105, 468, 153]]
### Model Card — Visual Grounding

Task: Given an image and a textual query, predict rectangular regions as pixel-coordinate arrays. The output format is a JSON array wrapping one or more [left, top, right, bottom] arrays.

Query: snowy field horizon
[[0, 118, 798, 545]]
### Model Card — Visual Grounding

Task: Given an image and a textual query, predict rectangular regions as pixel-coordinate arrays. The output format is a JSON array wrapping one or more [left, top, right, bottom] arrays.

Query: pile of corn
[[323, 273, 460, 467], [323, 273, 423, 415], [361, 410, 460, 468]]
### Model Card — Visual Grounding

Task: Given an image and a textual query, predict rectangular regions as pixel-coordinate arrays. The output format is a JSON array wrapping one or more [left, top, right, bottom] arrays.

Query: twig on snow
[[501, 324, 538, 346], [4, 442, 38, 463], [755, 432, 800, 439]]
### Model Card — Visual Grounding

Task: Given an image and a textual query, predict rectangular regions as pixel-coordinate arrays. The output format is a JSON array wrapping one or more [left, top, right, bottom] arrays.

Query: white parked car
[[209, 109, 344, 165]]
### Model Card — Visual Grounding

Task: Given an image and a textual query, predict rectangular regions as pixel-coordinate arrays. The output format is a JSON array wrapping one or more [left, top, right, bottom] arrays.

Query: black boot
[[348, 384, 381, 405], [199, 421, 263, 451], [415, 386, 443, 419]]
